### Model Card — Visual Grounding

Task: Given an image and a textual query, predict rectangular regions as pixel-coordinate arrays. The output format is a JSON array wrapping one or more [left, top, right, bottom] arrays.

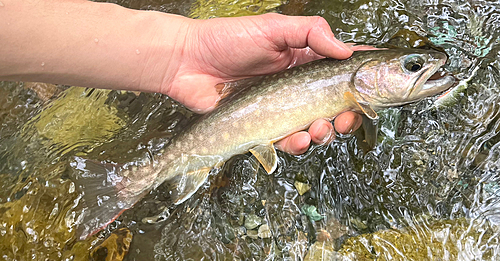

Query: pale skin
[[0, 0, 363, 155]]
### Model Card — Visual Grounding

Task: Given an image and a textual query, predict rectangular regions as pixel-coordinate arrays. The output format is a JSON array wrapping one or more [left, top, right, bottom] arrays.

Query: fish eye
[[403, 55, 425, 72]]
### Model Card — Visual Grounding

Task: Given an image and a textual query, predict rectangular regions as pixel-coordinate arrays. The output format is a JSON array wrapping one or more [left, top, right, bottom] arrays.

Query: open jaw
[[415, 68, 456, 98]]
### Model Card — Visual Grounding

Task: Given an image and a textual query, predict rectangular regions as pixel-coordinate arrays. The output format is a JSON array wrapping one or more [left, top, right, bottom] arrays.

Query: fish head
[[352, 49, 455, 108]]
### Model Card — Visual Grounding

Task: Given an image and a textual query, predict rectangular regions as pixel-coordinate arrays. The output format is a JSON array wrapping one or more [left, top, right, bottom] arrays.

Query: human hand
[[159, 13, 363, 155]]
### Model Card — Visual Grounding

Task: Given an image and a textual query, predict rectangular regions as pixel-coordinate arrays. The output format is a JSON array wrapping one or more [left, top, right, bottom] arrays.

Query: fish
[[72, 49, 455, 239]]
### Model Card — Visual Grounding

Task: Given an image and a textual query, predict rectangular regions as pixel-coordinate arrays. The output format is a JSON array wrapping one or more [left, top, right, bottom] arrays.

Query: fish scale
[[73, 49, 455, 239]]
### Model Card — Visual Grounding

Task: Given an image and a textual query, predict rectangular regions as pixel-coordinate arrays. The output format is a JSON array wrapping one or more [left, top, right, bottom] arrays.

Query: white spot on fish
[[244, 122, 251, 129], [208, 137, 215, 143], [136, 49, 141, 55], [232, 122, 239, 128], [254, 110, 261, 116], [176, 142, 181, 149], [41, 62, 45, 67], [168, 154, 175, 160], [265, 119, 272, 126], [0, 1, 4, 7], [307, 104, 313, 110], [94, 38, 99, 43], [202, 147, 208, 153], [222, 132, 230, 140], [188, 134, 194, 140]]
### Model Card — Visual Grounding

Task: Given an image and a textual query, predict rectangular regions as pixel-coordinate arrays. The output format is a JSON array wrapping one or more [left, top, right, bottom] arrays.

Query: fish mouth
[[412, 60, 455, 100], [418, 68, 456, 98]]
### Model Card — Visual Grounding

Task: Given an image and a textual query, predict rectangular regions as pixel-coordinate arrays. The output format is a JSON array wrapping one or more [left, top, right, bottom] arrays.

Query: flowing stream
[[1, 0, 500, 260]]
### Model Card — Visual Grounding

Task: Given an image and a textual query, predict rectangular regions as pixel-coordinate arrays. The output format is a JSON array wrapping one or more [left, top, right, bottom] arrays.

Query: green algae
[[0, 86, 128, 259], [189, 0, 283, 19], [23, 87, 126, 156], [0, 177, 96, 260], [338, 217, 498, 260]]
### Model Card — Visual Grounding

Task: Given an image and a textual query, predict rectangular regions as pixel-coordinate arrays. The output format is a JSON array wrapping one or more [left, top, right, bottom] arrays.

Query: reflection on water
[[2, 0, 500, 260]]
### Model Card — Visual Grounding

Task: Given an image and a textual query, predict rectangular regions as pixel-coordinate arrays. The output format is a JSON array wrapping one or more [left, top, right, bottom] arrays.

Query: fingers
[[308, 119, 335, 144], [260, 14, 353, 60], [275, 132, 311, 155], [275, 112, 363, 156], [334, 111, 363, 134]]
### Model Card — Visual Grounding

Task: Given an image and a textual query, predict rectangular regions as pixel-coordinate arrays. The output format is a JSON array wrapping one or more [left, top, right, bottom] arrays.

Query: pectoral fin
[[249, 144, 278, 174], [361, 114, 378, 150], [344, 92, 378, 120], [170, 167, 211, 205]]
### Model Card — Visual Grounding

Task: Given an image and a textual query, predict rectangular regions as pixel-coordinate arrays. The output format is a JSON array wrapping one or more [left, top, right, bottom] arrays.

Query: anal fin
[[249, 144, 278, 174], [170, 167, 211, 205]]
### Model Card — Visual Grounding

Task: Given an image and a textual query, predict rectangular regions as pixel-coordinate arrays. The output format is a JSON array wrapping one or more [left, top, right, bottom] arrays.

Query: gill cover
[[351, 50, 443, 108]]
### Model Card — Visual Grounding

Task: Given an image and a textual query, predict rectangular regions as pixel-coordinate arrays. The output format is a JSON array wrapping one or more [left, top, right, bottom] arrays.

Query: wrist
[[0, 0, 193, 94], [138, 12, 193, 95]]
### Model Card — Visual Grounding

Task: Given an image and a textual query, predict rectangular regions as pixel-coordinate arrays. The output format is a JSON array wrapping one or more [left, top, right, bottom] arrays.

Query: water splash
[[2, 0, 500, 260]]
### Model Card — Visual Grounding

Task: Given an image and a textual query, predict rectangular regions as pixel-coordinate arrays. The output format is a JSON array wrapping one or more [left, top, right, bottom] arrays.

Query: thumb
[[259, 14, 353, 59]]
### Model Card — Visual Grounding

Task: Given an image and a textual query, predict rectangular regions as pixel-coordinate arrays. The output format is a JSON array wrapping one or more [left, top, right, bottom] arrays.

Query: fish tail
[[71, 157, 148, 240]]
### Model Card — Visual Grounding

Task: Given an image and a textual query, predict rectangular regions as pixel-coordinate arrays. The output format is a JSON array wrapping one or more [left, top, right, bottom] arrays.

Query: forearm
[[0, 0, 190, 93]]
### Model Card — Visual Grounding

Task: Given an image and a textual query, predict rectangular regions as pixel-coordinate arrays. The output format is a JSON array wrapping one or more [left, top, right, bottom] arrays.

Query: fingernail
[[318, 125, 333, 143], [333, 38, 353, 53]]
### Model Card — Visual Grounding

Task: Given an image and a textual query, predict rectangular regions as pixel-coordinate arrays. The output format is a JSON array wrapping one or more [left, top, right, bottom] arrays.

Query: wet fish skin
[[75, 49, 454, 239]]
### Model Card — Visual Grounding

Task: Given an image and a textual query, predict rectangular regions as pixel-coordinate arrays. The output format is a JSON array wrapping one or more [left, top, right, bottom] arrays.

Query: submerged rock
[[338, 218, 499, 260], [294, 180, 312, 195], [304, 241, 343, 261], [90, 227, 133, 261], [258, 224, 271, 238], [190, 0, 283, 19], [244, 214, 262, 230], [24, 87, 126, 156], [301, 205, 323, 222]]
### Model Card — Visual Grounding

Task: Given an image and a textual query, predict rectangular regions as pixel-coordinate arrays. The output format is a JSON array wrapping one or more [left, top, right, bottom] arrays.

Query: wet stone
[[304, 241, 343, 261], [244, 214, 262, 230], [294, 180, 312, 195], [301, 205, 323, 222], [90, 227, 133, 261], [258, 224, 271, 239], [247, 229, 259, 240]]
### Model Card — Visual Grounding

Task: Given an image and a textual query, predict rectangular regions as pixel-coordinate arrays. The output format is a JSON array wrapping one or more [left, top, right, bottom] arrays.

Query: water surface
[[1, 0, 500, 260]]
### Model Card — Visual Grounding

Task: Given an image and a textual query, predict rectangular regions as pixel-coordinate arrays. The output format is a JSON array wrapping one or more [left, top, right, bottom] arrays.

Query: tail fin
[[70, 157, 146, 240]]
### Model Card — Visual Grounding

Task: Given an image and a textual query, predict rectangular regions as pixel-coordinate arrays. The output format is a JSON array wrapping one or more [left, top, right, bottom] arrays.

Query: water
[[1, 0, 500, 260]]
